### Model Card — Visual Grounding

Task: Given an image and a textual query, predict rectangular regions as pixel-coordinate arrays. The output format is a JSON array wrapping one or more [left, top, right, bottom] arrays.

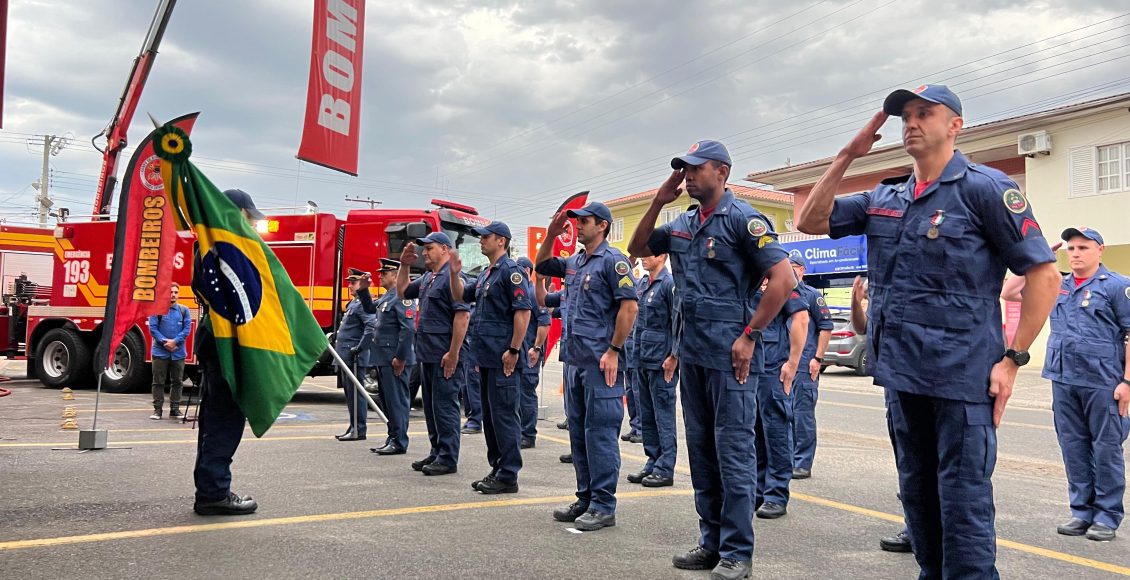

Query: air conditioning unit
[[1018, 130, 1052, 157]]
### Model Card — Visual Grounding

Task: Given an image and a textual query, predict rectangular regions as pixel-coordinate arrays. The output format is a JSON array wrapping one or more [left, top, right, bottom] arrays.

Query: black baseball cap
[[223, 188, 266, 220]]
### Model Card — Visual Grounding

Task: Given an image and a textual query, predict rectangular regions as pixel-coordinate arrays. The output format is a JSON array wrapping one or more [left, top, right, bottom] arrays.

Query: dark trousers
[[463, 365, 482, 427], [480, 367, 524, 484], [637, 367, 678, 478], [1052, 382, 1128, 529], [151, 357, 185, 413], [755, 368, 794, 507], [625, 369, 642, 434], [338, 361, 367, 437], [420, 361, 463, 467], [890, 391, 998, 580], [193, 350, 247, 503], [680, 363, 758, 563], [791, 376, 819, 470], [379, 365, 411, 450], [519, 371, 540, 439], [565, 365, 624, 514]]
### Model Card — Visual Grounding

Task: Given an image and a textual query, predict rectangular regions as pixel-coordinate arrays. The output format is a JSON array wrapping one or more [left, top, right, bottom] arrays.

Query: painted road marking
[[820, 400, 1054, 431]]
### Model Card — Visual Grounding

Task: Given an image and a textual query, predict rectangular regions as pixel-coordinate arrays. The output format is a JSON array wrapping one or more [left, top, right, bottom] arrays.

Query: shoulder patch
[[402, 299, 412, 307], [510, 272, 523, 285], [1125, 287, 1130, 300], [748, 218, 768, 237], [1003, 188, 1028, 214], [757, 235, 773, 248], [816, 296, 827, 307], [618, 276, 634, 288], [615, 261, 630, 276]]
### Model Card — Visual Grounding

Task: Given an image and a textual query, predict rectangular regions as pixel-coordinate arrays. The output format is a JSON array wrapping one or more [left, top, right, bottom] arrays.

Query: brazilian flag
[[154, 123, 328, 437]]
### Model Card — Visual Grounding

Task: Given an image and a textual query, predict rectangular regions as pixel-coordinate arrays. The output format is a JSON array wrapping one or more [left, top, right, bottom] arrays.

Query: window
[[1097, 142, 1128, 193], [609, 218, 624, 242], [784, 219, 795, 232], [1072, 141, 1130, 198], [660, 207, 682, 224]]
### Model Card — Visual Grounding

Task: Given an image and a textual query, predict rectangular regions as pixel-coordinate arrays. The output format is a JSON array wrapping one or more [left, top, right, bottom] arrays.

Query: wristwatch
[[1121, 378, 1130, 387], [1003, 349, 1030, 367], [609, 344, 623, 353], [814, 357, 824, 363], [507, 347, 521, 355], [743, 326, 763, 342]]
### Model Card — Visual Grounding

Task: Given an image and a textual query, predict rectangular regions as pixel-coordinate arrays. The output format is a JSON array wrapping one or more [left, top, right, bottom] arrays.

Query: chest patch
[[866, 207, 904, 218]]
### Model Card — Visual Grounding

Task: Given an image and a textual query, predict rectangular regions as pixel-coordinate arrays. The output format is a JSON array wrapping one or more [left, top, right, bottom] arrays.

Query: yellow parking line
[[819, 401, 1054, 431], [0, 489, 692, 551]]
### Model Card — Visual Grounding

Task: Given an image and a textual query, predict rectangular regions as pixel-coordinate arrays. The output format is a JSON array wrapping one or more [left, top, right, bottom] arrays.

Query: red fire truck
[[0, 199, 490, 393]]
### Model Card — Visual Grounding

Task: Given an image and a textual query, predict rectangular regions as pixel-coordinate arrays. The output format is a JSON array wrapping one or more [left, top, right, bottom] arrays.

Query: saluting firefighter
[[450, 220, 533, 494], [334, 268, 376, 442], [368, 258, 417, 456]]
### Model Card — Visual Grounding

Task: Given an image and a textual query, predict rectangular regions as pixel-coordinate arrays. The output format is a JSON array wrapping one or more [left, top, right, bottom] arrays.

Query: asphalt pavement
[[0, 360, 1127, 579]]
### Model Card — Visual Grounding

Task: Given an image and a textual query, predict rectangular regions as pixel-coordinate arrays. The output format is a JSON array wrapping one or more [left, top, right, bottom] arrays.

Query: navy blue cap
[[223, 188, 266, 220], [788, 251, 807, 268], [567, 201, 613, 224], [415, 231, 454, 248], [345, 267, 368, 281], [671, 139, 732, 170], [472, 220, 512, 240], [377, 258, 401, 272], [883, 84, 962, 116], [1061, 227, 1104, 245], [516, 256, 534, 270]]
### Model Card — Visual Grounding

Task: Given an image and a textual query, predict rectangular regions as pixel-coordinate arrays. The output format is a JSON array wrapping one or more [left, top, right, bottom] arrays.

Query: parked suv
[[822, 314, 868, 376]]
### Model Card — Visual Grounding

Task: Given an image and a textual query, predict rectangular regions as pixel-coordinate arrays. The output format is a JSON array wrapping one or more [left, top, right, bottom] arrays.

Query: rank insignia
[[1003, 189, 1028, 214], [757, 235, 773, 248], [748, 218, 768, 237], [618, 276, 634, 288]]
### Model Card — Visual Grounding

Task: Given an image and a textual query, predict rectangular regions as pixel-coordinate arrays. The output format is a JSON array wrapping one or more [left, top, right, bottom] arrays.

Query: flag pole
[[327, 347, 388, 423]]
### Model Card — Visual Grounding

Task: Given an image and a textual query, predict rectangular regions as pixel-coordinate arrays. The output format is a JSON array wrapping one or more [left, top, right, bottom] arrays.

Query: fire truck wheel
[[99, 331, 151, 394], [36, 328, 94, 389]]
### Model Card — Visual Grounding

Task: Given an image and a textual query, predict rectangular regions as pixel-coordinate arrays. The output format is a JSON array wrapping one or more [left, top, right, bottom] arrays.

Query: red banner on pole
[[297, 0, 365, 176], [98, 113, 198, 371], [542, 191, 588, 359], [1, 0, 8, 129]]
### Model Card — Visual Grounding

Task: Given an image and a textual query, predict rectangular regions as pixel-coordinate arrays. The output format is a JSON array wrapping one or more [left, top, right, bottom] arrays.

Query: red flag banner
[[1, 0, 8, 128], [543, 191, 588, 359], [297, 0, 366, 176], [98, 113, 198, 371]]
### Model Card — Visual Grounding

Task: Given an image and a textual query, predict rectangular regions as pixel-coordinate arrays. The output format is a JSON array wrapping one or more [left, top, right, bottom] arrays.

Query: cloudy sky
[[1, 0, 1127, 248]]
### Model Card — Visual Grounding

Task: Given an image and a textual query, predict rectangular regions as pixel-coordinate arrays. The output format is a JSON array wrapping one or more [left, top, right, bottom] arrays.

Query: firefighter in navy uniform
[[795, 85, 1060, 577], [536, 201, 639, 532], [789, 254, 834, 480], [191, 188, 267, 516], [451, 220, 533, 494], [368, 258, 416, 456], [335, 268, 376, 442], [516, 256, 551, 449], [628, 140, 795, 580]]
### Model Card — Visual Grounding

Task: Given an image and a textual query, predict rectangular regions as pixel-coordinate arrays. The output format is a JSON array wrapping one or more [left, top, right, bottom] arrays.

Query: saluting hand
[[988, 359, 1017, 427], [599, 348, 619, 388], [546, 210, 570, 238], [450, 252, 463, 276], [1115, 382, 1130, 417], [400, 242, 419, 264], [731, 336, 754, 383], [781, 359, 798, 396], [655, 170, 685, 205], [842, 111, 889, 159]]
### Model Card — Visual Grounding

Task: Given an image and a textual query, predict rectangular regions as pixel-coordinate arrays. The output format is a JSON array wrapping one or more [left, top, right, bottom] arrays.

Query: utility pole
[[35, 134, 69, 228], [344, 196, 381, 209]]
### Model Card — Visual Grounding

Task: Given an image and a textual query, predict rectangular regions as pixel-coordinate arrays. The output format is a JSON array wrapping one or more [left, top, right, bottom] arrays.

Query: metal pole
[[37, 135, 53, 228], [92, 371, 102, 430], [327, 347, 388, 424]]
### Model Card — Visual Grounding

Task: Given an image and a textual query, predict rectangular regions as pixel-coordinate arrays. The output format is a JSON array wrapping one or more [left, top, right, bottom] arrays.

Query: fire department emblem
[[140, 155, 164, 191], [1003, 189, 1028, 214], [615, 261, 630, 276], [687, 142, 700, 154], [748, 218, 768, 237], [510, 272, 523, 285]]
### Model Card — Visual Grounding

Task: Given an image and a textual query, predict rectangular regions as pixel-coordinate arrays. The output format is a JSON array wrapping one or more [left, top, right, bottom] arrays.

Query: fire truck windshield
[[443, 226, 490, 277]]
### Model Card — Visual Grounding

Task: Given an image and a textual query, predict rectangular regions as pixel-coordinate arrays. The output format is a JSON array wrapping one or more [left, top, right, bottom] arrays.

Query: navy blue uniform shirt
[[460, 256, 534, 369], [404, 263, 472, 364], [630, 269, 677, 371], [1044, 265, 1130, 389], [829, 151, 1055, 402], [365, 287, 416, 368]]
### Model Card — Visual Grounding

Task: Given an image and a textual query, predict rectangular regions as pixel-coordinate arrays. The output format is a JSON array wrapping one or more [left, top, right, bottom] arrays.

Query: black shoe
[[476, 478, 518, 495], [557, 419, 568, 430], [879, 529, 912, 553], [520, 438, 535, 449], [338, 434, 366, 441], [422, 462, 457, 476], [711, 558, 751, 580], [552, 501, 589, 522], [628, 433, 643, 444], [642, 474, 674, 487], [673, 546, 721, 570], [574, 510, 615, 531], [626, 470, 650, 484], [755, 502, 787, 519], [169, 410, 183, 418], [193, 492, 258, 516], [373, 444, 406, 456], [620, 431, 635, 441], [792, 468, 811, 479], [335, 430, 354, 441], [461, 423, 482, 435], [411, 457, 436, 471], [1057, 517, 1091, 536], [472, 474, 496, 491], [559, 453, 572, 464], [149, 412, 162, 420], [1085, 523, 1116, 542]]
